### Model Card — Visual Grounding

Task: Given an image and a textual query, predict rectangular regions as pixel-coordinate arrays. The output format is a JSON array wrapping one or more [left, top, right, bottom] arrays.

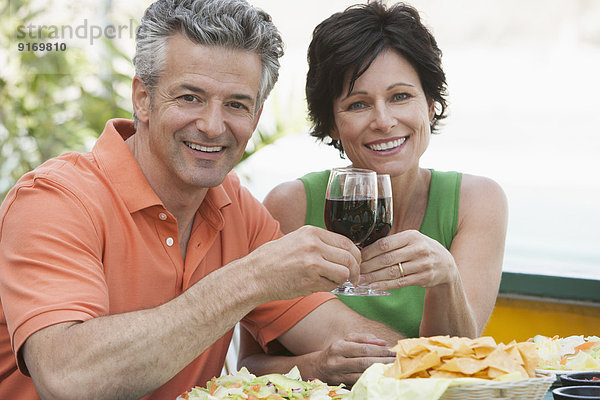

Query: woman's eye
[[348, 102, 366, 111], [393, 93, 410, 102]]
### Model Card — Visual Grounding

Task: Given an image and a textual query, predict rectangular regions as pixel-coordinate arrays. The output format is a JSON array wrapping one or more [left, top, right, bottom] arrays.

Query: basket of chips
[[439, 371, 555, 400], [348, 335, 556, 400]]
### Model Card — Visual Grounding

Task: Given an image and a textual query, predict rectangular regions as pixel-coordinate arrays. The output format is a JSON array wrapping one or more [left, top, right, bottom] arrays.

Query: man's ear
[[252, 105, 263, 131], [132, 75, 151, 124]]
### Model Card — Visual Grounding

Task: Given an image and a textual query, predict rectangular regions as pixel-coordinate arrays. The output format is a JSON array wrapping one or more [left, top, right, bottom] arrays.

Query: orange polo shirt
[[0, 119, 334, 399]]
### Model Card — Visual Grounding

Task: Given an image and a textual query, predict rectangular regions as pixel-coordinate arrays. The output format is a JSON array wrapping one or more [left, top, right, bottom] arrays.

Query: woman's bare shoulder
[[459, 173, 508, 222], [460, 173, 506, 200], [263, 180, 307, 234]]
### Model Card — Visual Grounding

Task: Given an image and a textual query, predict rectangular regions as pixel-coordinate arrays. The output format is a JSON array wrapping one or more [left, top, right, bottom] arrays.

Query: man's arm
[[23, 259, 266, 400], [238, 299, 401, 386], [22, 226, 362, 400]]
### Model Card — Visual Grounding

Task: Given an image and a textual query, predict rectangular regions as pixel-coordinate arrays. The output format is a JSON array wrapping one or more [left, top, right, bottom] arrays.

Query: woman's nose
[[370, 104, 397, 133]]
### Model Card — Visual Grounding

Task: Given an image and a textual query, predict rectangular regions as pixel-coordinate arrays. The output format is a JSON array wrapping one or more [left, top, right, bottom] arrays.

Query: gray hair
[[132, 0, 284, 122]]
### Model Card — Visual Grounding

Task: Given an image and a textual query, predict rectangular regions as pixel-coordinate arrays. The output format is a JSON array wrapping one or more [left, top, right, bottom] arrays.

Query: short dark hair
[[306, 2, 448, 155]]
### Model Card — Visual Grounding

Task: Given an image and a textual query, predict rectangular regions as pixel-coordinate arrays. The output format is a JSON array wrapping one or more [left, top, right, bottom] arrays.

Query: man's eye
[[180, 95, 197, 102], [229, 101, 249, 111]]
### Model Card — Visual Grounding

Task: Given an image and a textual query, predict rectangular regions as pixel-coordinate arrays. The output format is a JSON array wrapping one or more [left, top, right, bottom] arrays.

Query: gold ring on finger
[[398, 262, 405, 278]]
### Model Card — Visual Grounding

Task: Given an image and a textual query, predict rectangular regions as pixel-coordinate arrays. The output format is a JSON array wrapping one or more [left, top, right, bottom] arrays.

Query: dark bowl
[[553, 385, 600, 399], [561, 372, 600, 387]]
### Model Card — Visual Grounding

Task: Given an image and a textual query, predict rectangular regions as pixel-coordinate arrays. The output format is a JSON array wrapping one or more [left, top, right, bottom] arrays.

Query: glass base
[[331, 282, 391, 296]]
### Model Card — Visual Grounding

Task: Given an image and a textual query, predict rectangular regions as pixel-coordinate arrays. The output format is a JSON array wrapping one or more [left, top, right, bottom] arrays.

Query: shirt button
[[158, 212, 167, 220], [166, 237, 174, 247]]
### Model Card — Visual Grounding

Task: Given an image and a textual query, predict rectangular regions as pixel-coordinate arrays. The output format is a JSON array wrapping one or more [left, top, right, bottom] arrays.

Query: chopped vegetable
[[177, 367, 347, 400], [533, 335, 600, 371]]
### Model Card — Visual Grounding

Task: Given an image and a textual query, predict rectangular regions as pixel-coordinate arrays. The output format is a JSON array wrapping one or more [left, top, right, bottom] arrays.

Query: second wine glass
[[357, 174, 393, 296]]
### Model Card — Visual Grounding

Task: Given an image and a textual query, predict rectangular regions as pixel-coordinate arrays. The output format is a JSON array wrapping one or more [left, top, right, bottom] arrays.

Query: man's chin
[[187, 172, 229, 189]]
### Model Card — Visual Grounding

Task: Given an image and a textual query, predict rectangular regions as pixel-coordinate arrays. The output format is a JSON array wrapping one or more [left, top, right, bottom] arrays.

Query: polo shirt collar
[[93, 119, 162, 213], [93, 119, 232, 229], [199, 179, 231, 231]]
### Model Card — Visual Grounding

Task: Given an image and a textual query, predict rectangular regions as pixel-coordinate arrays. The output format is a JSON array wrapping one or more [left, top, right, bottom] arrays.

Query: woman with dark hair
[[239, 2, 507, 385]]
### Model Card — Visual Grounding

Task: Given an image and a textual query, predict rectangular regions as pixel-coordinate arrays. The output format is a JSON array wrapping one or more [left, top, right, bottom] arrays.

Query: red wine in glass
[[361, 196, 392, 247], [324, 197, 376, 245]]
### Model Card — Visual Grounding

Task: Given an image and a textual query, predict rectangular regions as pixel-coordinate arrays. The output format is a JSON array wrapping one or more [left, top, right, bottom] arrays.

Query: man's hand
[[311, 333, 396, 385], [245, 225, 361, 302], [238, 300, 403, 386]]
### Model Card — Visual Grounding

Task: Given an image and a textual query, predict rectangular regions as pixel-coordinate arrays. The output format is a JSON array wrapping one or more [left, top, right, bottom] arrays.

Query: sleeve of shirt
[[0, 172, 109, 370], [224, 172, 336, 352]]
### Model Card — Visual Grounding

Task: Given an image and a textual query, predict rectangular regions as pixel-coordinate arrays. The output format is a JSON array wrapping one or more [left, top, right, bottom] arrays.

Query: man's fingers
[[332, 338, 396, 359], [310, 226, 361, 263], [344, 332, 391, 346]]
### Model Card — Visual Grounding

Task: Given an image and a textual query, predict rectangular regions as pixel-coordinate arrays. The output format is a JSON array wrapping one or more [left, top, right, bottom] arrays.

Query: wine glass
[[324, 167, 377, 295], [357, 174, 393, 296]]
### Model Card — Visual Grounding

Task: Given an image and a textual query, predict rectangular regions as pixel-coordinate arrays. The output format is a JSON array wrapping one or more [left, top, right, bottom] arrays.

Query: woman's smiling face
[[331, 49, 435, 176]]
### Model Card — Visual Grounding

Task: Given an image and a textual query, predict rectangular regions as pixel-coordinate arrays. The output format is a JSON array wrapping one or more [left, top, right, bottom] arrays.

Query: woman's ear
[[428, 99, 436, 122], [132, 76, 151, 124], [330, 125, 340, 141]]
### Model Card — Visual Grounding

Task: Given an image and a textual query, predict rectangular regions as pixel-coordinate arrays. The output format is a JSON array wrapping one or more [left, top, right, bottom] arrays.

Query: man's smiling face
[[135, 33, 262, 191]]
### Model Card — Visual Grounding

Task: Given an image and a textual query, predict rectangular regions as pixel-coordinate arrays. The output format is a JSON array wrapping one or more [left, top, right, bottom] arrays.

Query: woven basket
[[439, 371, 555, 400]]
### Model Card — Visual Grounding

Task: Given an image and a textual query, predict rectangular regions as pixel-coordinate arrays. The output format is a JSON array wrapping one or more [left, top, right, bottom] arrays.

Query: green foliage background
[[0, 0, 132, 200], [0, 0, 291, 202]]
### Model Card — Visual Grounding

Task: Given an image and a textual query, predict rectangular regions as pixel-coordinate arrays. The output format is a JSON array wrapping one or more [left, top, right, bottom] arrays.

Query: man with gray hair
[[0, 0, 400, 399]]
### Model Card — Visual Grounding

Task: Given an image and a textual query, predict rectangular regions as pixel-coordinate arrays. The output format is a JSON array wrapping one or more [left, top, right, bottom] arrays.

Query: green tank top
[[300, 169, 461, 337]]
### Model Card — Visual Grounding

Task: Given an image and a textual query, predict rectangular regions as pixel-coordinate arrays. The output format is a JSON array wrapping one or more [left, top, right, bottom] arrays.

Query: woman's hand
[[310, 333, 396, 385], [358, 230, 458, 291]]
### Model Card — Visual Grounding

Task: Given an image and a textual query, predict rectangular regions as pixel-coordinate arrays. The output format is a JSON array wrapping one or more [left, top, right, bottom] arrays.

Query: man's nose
[[196, 102, 226, 137]]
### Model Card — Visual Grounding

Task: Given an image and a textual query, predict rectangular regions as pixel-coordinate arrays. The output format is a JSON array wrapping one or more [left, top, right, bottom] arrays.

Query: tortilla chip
[[486, 367, 508, 379], [517, 342, 540, 377], [484, 346, 522, 374], [428, 336, 455, 349], [425, 344, 456, 358], [472, 368, 491, 379], [384, 357, 403, 378], [474, 346, 495, 359], [406, 344, 431, 357], [454, 341, 476, 357], [470, 336, 497, 349], [506, 344, 525, 365], [413, 370, 431, 378], [438, 357, 487, 375], [391, 338, 430, 357], [429, 370, 468, 379], [398, 351, 441, 379]]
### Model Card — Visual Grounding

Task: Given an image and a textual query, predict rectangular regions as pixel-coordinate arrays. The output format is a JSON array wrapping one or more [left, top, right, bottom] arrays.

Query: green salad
[[533, 335, 600, 371], [177, 367, 347, 400]]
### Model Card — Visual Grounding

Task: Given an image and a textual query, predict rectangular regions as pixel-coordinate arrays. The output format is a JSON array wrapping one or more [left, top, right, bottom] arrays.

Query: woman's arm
[[419, 174, 507, 337], [359, 174, 507, 337], [263, 179, 308, 234]]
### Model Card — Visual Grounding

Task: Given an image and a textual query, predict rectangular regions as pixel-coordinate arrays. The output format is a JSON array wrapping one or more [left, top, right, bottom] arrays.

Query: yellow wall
[[482, 296, 600, 343]]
